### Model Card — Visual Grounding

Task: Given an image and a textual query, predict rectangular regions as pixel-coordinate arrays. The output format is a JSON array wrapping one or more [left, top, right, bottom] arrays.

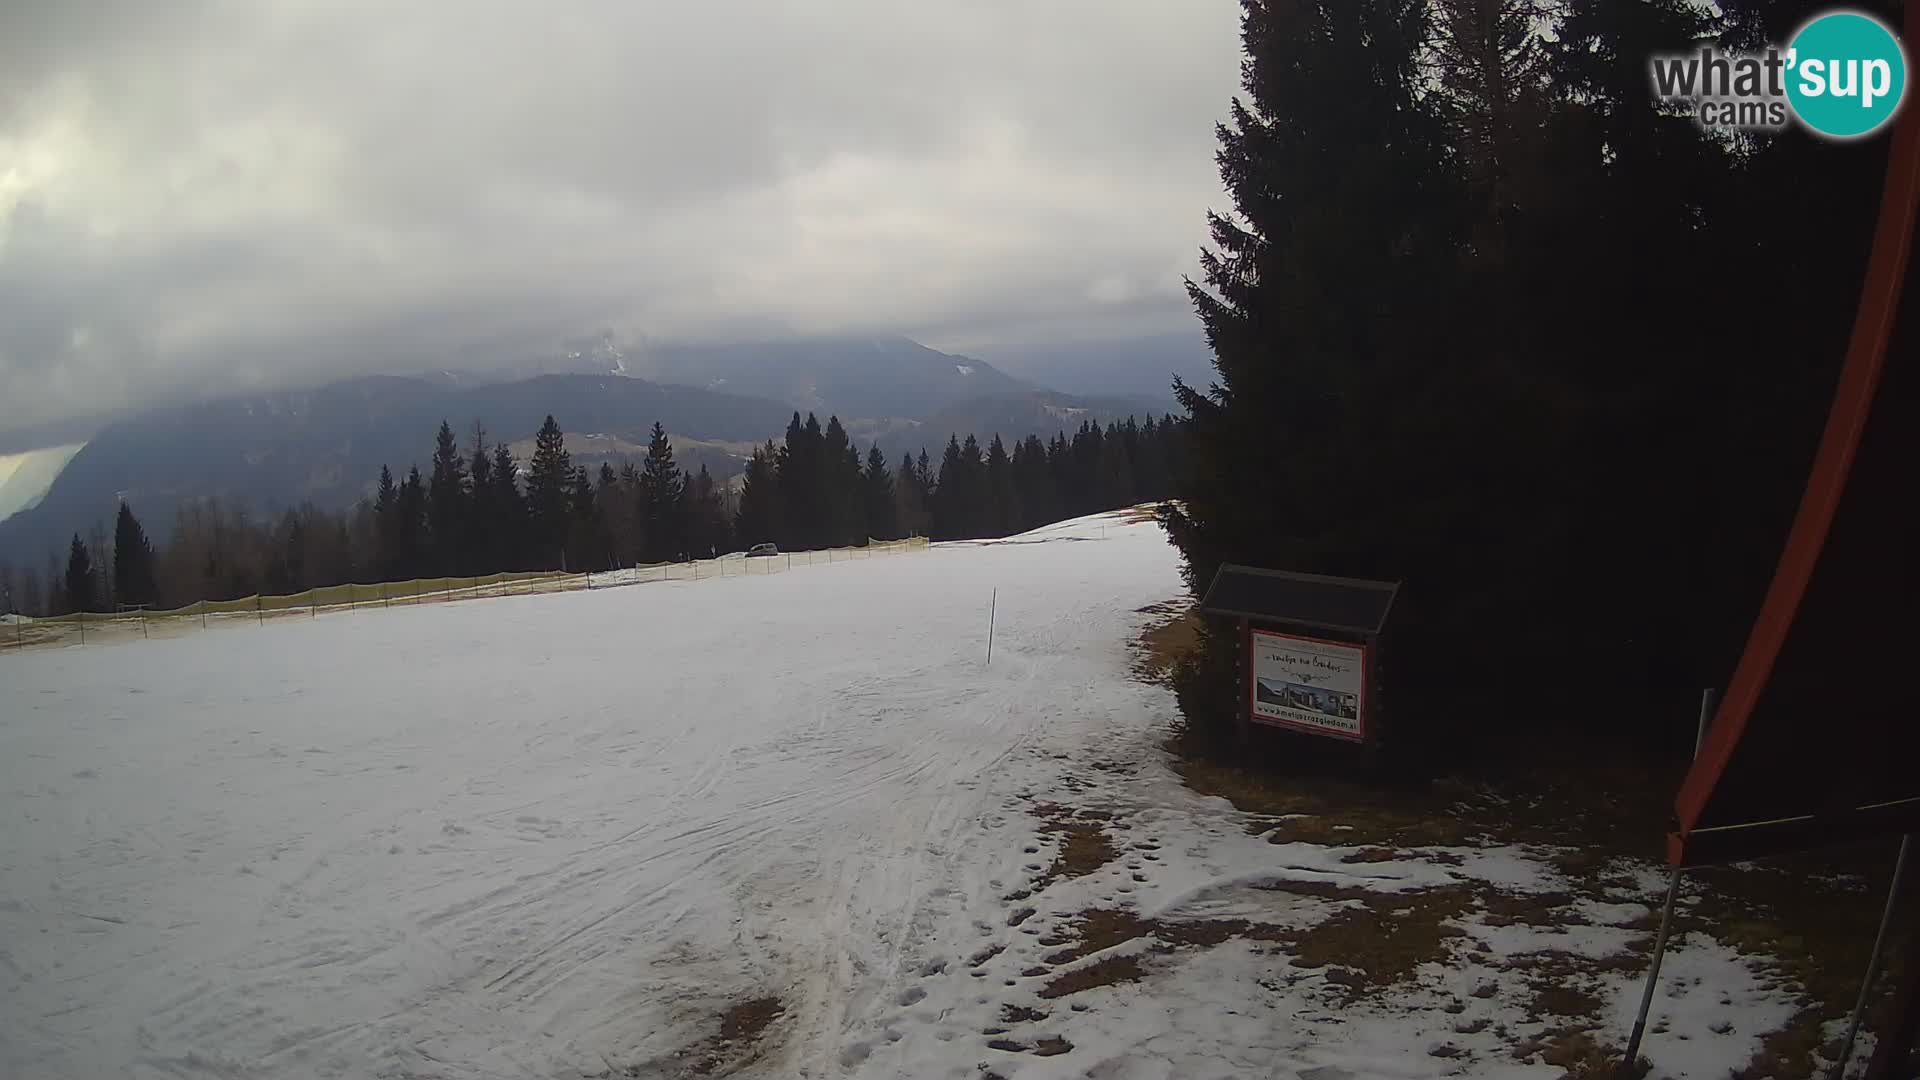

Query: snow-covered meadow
[[2, 513, 1805, 1078]]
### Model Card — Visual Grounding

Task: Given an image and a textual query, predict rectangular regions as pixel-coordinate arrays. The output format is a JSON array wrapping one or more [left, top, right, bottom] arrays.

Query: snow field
[[1, 512, 1805, 1078]]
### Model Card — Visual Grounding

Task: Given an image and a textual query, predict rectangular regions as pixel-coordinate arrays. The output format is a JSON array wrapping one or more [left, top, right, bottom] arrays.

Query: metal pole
[[1622, 869, 1684, 1071], [201, 602, 207, 630], [1830, 834, 1914, 1080], [1621, 687, 1718, 1074], [987, 588, 997, 664], [1864, 924, 1920, 1079], [78, 610, 85, 645], [256, 595, 263, 626], [141, 606, 148, 639]]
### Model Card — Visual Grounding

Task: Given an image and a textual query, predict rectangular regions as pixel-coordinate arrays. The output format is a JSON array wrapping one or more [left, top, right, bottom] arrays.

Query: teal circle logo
[[1786, 11, 1908, 139]]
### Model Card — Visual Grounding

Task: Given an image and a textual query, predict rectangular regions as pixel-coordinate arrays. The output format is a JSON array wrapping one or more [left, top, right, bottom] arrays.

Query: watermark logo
[[1650, 9, 1908, 140]]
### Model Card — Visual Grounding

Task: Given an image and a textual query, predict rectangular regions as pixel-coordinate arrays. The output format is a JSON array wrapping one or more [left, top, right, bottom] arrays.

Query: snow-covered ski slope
[[2, 510, 1800, 1079], [1, 512, 1186, 1077]]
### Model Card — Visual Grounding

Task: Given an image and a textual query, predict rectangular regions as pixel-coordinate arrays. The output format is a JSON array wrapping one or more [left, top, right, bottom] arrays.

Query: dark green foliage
[[863, 445, 897, 541], [638, 422, 685, 563], [1165, 0, 1886, 761], [821, 416, 865, 547], [684, 465, 731, 558], [397, 467, 427, 578], [894, 451, 930, 538], [74, 402, 1184, 612], [112, 503, 157, 608], [525, 415, 572, 569], [63, 533, 95, 614], [488, 442, 524, 570], [427, 420, 469, 574], [984, 435, 1016, 537], [735, 441, 782, 548]]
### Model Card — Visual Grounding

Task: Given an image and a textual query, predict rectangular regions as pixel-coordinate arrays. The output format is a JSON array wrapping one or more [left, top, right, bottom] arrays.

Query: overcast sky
[[0, 1, 1240, 446]]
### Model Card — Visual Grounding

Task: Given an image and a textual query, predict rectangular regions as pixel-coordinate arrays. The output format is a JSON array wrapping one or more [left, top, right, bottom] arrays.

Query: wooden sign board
[[1247, 627, 1368, 742]]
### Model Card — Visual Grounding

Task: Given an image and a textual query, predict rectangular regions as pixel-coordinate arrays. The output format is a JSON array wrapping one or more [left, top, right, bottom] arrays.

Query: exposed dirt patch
[[1286, 888, 1476, 993], [1029, 802, 1119, 887], [650, 995, 785, 1077], [1523, 1029, 1648, 1079], [1132, 601, 1199, 685], [1482, 890, 1587, 929], [1038, 955, 1149, 999]]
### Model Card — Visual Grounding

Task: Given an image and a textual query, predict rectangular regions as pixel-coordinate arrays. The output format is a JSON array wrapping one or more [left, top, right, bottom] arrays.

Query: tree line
[[1166, 0, 1891, 762], [2, 411, 1183, 616]]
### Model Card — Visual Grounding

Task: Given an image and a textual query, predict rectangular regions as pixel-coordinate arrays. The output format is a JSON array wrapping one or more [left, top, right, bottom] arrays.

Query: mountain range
[[0, 337, 1179, 563]]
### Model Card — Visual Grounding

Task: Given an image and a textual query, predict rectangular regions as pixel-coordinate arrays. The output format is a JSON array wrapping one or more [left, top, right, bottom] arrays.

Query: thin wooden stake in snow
[[987, 588, 997, 664]]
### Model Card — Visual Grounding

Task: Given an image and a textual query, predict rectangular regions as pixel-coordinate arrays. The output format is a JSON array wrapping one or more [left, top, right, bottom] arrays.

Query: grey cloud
[[0, 0, 1241, 441]]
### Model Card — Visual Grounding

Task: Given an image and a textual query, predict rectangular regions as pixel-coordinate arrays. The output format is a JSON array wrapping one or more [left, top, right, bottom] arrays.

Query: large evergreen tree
[[984, 435, 1016, 537], [736, 441, 782, 548], [467, 425, 496, 572], [638, 422, 685, 562], [776, 413, 827, 550], [684, 465, 731, 558], [373, 465, 402, 578], [862, 445, 896, 541], [113, 503, 158, 608], [819, 416, 864, 547], [490, 442, 524, 570], [1163, 0, 1454, 750], [525, 416, 572, 568], [893, 451, 927, 538], [427, 420, 469, 576], [397, 467, 428, 578], [64, 534, 96, 614]]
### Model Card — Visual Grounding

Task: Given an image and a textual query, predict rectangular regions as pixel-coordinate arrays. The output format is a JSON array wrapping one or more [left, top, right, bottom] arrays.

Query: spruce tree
[[1013, 435, 1056, 531], [490, 442, 524, 570], [776, 413, 827, 550], [1096, 421, 1136, 511], [1164, 0, 1451, 747], [113, 503, 157, 608], [1430, 0, 1550, 263], [525, 416, 572, 568], [467, 426, 495, 572], [638, 422, 685, 562], [735, 442, 782, 549], [566, 465, 599, 571], [929, 437, 965, 540], [684, 465, 729, 558], [984, 435, 1016, 537], [88, 519, 112, 609], [397, 467, 428, 579], [819, 416, 863, 546], [64, 534, 95, 614], [863, 445, 896, 541], [893, 451, 931, 538], [427, 420, 469, 576], [373, 465, 401, 578]]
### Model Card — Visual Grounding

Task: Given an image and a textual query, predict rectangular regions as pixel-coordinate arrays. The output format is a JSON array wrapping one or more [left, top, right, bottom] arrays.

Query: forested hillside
[[2, 412, 1182, 616]]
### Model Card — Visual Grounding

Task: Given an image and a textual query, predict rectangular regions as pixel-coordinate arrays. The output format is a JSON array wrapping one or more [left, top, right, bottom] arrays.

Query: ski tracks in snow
[[0, 513, 1185, 1079]]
